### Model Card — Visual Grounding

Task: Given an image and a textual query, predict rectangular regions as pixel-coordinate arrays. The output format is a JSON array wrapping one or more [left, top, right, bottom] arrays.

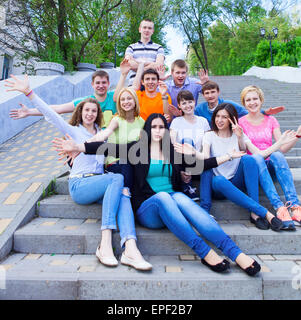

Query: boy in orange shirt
[[132, 63, 172, 121]]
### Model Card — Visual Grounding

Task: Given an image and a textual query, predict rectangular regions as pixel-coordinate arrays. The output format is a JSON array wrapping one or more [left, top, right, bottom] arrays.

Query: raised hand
[[168, 104, 182, 117], [196, 69, 209, 85], [120, 58, 131, 75], [228, 117, 243, 138], [265, 106, 285, 115], [4, 74, 30, 94], [158, 80, 168, 96], [10, 103, 30, 119], [52, 134, 79, 154], [279, 130, 298, 145]]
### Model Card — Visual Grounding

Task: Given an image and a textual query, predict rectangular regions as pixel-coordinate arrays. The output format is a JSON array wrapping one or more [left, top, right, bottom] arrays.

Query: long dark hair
[[211, 103, 238, 133], [142, 113, 173, 172]]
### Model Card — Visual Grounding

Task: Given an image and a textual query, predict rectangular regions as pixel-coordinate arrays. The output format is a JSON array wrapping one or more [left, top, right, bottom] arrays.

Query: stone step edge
[[0, 253, 300, 300]]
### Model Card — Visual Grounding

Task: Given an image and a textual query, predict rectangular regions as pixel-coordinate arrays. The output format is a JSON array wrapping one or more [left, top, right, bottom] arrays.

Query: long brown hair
[[69, 98, 103, 127], [211, 103, 238, 133]]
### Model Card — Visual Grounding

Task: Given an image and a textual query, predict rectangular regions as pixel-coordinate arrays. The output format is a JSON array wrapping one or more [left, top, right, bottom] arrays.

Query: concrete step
[[1, 253, 300, 300], [287, 148, 301, 156], [286, 156, 301, 168], [37, 194, 301, 221], [13, 217, 301, 256], [54, 168, 301, 197]]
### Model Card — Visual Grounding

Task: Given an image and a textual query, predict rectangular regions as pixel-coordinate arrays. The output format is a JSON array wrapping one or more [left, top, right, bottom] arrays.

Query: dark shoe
[[250, 216, 270, 230], [201, 258, 230, 273], [270, 216, 284, 231], [239, 260, 261, 277]]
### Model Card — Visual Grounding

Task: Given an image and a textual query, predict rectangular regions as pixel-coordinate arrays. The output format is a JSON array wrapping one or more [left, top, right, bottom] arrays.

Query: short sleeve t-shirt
[[238, 115, 280, 154], [73, 91, 117, 128], [136, 91, 172, 121], [170, 116, 210, 151], [203, 131, 251, 180]]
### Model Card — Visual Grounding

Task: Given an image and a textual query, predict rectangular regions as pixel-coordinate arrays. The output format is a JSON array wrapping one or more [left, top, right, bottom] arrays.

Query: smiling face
[[243, 91, 263, 114], [151, 117, 166, 142], [178, 98, 195, 115], [119, 90, 136, 113], [81, 102, 99, 126], [203, 88, 219, 107], [215, 109, 231, 131], [92, 76, 110, 97], [139, 20, 154, 41], [171, 66, 187, 87], [142, 73, 159, 93]]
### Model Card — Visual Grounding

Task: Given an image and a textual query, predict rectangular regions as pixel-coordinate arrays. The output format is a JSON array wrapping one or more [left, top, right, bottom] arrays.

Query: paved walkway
[[0, 115, 70, 257]]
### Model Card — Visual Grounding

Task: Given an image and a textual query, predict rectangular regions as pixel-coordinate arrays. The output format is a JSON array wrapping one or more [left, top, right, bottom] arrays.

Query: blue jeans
[[252, 151, 300, 209], [200, 155, 267, 218], [136, 192, 242, 261], [106, 161, 134, 189], [69, 172, 137, 247]]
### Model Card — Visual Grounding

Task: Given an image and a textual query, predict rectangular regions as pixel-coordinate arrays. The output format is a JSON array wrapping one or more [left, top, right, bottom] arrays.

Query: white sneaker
[[120, 253, 152, 271], [95, 246, 118, 267]]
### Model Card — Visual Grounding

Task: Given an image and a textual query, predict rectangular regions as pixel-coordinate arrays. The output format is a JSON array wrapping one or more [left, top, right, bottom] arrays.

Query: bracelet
[[296, 135, 301, 139], [162, 96, 168, 100], [25, 90, 33, 97]]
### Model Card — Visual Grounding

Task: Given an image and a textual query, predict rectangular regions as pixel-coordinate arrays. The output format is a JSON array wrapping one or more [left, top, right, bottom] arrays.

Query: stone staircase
[[1, 76, 301, 300]]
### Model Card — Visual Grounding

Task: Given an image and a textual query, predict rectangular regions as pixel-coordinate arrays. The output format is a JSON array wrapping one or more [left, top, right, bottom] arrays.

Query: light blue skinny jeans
[[252, 151, 300, 209], [200, 155, 268, 218], [69, 172, 137, 248], [136, 191, 242, 261]]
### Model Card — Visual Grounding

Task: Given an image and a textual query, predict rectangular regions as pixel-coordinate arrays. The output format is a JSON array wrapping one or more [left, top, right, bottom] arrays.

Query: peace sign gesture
[[228, 117, 243, 138]]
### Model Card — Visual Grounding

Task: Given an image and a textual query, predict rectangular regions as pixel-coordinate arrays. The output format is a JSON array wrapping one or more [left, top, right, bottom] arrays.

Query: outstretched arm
[[5, 75, 76, 137]]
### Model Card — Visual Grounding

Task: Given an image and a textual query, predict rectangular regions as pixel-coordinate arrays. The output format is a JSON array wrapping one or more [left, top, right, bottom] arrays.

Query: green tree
[[0, 0, 123, 70], [169, 0, 220, 70]]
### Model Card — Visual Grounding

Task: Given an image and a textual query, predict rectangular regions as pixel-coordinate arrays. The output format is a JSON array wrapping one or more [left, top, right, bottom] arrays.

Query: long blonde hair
[[240, 85, 265, 107], [116, 87, 140, 119], [69, 98, 103, 127]]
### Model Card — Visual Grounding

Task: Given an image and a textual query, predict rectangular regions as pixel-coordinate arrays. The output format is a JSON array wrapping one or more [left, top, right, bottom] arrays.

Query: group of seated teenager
[[6, 19, 301, 278]]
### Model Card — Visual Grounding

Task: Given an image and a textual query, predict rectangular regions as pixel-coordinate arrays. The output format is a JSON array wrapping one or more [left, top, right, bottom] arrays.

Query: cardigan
[[84, 141, 218, 212]]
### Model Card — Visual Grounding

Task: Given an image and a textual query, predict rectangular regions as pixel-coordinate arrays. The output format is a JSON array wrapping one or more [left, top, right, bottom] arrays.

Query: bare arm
[[9, 101, 75, 119], [274, 126, 300, 153], [113, 58, 131, 102], [245, 130, 297, 158], [132, 62, 145, 91], [87, 118, 119, 142]]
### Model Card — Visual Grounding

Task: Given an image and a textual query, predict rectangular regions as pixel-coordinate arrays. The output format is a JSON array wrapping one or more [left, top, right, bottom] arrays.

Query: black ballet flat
[[201, 258, 230, 273], [239, 260, 261, 277], [250, 216, 270, 230]]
